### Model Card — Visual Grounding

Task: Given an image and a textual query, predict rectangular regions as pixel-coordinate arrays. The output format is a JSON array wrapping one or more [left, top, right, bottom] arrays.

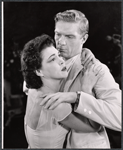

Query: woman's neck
[[41, 79, 61, 94]]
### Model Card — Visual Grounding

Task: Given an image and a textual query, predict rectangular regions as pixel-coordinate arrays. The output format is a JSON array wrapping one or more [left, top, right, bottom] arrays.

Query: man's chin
[[59, 51, 65, 56]]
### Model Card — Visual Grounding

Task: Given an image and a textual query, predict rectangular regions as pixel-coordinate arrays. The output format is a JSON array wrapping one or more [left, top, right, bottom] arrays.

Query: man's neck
[[65, 53, 80, 61], [65, 53, 80, 72]]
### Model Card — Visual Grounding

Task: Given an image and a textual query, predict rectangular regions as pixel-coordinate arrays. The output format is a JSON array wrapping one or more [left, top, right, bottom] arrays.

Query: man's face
[[54, 21, 83, 60]]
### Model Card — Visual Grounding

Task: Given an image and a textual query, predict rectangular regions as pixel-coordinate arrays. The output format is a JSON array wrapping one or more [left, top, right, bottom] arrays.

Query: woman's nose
[[59, 57, 64, 65]]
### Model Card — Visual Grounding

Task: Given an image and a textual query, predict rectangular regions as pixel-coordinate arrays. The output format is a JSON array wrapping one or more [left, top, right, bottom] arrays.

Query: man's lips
[[57, 47, 66, 51], [59, 50, 66, 53]]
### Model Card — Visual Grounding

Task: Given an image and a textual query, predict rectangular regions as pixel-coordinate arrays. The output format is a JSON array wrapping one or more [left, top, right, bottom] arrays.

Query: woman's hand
[[40, 92, 77, 109], [81, 48, 96, 68], [81, 63, 104, 95]]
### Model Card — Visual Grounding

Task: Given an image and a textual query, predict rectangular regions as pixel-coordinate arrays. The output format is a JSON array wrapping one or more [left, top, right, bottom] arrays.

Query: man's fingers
[[49, 99, 61, 110], [44, 95, 59, 109], [40, 94, 48, 98], [40, 96, 50, 106], [40, 94, 55, 105]]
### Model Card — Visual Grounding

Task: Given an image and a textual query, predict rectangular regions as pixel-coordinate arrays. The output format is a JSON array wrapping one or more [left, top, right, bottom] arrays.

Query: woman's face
[[40, 45, 68, 80]]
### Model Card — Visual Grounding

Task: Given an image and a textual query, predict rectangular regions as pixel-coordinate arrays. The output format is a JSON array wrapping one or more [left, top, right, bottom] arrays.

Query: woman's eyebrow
[[48, 54, 55, 60]]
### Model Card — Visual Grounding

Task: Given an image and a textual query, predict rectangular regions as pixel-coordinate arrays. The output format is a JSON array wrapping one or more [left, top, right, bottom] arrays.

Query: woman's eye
[[51, 58, 55, 61]]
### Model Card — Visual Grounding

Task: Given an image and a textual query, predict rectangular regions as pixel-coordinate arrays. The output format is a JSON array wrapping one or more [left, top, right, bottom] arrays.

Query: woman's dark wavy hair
[[21, 34, 55, 89]]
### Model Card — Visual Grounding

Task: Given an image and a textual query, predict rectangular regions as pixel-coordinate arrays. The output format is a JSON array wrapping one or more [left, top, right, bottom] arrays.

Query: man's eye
[[67, 35, 74, 39], [56, 33, 61, 37]]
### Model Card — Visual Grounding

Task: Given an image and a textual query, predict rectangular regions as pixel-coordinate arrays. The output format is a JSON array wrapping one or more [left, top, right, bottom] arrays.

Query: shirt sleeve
[[53, 103, 72, 122], [75, 63, 121, 131]]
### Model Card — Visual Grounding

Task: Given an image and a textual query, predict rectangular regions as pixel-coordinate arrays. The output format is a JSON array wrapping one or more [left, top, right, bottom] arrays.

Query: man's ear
[[35, 69, 44, 77], [81, 34, 89, 44]]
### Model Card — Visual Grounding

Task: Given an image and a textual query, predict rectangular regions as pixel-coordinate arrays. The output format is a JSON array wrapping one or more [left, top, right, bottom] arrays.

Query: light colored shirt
[[75, 58, 121, 131], [60, 54, 121, 148]]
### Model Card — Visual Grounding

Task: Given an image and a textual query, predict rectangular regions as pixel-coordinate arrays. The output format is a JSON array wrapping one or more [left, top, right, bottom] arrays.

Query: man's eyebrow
[[55, 31, 74, 37], [54, 30, 59, 33], [66, 34, 74, 37]]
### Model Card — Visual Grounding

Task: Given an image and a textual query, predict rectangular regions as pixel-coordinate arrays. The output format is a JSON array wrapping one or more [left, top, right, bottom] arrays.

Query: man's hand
[[81, 48, 96, 68], [40, 92, 77, 109]]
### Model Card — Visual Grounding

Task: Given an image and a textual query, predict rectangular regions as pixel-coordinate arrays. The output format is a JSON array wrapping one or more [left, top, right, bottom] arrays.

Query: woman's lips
[[61, 66, 67, 71]]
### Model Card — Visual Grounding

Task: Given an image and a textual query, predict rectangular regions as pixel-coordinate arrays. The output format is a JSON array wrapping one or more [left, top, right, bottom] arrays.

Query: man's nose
[[58, 35, 66, 45]]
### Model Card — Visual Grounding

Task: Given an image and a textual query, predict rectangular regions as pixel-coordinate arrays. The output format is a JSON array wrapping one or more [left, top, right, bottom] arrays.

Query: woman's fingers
[[96, 70, 105, 78], [81, 48, 95, 67], [85, 63, 104, 78], [93, 65, 103, 75], [81, 48, 90, 63], [83, 55, 94, 68]]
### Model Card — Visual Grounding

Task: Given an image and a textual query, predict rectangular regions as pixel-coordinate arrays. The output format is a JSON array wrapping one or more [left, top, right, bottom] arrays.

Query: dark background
[[3, 2, 121, 148]]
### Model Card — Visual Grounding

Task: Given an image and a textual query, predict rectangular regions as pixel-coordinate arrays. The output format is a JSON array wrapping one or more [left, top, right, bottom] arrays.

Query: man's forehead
[[54, 30, 75, 37], [55, 21, 80, 33]]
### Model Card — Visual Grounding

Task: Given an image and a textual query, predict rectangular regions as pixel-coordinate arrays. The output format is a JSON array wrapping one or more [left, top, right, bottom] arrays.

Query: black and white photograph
[[3, 1, 121, 149]]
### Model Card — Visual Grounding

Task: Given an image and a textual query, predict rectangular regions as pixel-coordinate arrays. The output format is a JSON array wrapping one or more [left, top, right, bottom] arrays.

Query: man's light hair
[[54, 9, 89, 36]]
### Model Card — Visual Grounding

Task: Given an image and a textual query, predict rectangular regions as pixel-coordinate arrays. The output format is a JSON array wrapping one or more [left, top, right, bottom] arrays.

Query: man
[[40, 10, 121, 148]]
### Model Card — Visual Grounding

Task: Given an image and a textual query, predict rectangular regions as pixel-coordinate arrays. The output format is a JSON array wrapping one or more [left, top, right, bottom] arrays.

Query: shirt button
[[84, 108, 87, 112], [89, 111, 92, 114]]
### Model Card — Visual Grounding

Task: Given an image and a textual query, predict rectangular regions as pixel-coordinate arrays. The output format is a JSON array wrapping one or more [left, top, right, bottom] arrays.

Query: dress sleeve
[[23, 81, 28, 95], [53, 103, 72, 122]]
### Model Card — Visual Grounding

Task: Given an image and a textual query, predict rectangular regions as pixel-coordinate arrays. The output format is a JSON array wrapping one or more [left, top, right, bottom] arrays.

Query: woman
[[21, 34, 101, 148]]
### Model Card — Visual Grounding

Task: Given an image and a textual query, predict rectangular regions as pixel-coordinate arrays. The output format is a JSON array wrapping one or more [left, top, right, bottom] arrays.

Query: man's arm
[[53, 102, 101, 133], [40, 63, 121, 131], [60, 112, 101, 133], [75, 63, 121, 131]]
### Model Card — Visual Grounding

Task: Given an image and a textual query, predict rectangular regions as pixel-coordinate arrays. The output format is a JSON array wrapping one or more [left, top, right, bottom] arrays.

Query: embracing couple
[[21, 9, 121, 148]]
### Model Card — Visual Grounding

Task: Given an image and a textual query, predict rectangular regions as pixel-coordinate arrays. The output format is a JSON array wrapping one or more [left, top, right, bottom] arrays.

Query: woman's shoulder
[[26, 89, 45, 129], [28, 89, 44, 104]]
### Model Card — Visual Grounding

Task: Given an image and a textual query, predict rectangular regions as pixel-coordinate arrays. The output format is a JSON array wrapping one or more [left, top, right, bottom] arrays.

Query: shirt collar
[[65, 54, 80, 72]]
